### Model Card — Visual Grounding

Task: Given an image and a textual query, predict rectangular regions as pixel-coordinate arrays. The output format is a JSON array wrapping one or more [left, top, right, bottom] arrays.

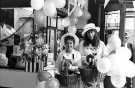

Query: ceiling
[[0, 0, 31, 8], [0, 0, 134, 9]]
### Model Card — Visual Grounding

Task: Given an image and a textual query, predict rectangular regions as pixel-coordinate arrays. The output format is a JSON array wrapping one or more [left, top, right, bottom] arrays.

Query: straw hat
[[61, 33, 79, 48], [82, 23, 100, 36]]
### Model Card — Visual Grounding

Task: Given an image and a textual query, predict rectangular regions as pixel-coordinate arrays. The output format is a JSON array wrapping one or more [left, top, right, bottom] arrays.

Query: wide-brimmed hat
[[61, 33, 79, 48], [82, 23, 100, 36]]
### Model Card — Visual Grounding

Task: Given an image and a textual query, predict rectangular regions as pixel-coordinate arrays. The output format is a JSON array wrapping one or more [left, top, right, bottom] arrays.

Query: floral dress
[[79, 40, 107, 88], [56, 49, 82, 74]]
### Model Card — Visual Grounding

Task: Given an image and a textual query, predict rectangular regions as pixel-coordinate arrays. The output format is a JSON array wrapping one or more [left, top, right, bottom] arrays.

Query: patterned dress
[[79, 40, 107, 88], [56, 49, 82, 73]]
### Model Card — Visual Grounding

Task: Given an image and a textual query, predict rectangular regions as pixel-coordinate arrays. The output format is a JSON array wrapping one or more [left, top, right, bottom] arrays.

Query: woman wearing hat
[[79, 23, 107, 88], [56, 33, 81, 74]]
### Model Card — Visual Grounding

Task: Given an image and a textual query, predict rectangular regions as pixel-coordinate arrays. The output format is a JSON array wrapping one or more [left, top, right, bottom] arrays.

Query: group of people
[[56, 23, 107, 88]]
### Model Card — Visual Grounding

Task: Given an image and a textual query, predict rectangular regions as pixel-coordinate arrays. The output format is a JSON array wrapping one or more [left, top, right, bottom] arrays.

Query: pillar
[[119, 0, 126, 46]]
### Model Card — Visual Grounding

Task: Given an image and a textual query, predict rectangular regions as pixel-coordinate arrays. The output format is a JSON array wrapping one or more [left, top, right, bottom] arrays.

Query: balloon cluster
[[31, 0, 66, 16], [96, 31, 135, 88], [31, 0, 90, 28], [31, 0, 66, 27], [37, 71, 60, 88]]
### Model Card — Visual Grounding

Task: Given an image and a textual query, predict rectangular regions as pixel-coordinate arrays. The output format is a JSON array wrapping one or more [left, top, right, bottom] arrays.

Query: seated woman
[[55, 33, 81, 75]]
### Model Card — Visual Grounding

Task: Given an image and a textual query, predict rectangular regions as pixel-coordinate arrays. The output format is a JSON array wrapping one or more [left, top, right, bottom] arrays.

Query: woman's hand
[[68, 64, 78, 71]]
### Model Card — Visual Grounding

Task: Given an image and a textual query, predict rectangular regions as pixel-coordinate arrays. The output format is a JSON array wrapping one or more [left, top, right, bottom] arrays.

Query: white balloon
[[96, 57, 111, 73], [107, 52, 135, 77], [78, 8, 91, 20], [51, 0, 66, 8], [122, 60, 135, 78], [107, 33, 121, 51], [104, 46, 112, 56], [43, 1, 57, 17], [31, 0, 44, 10], [62, 17, 70, 27], [116, 47, 132, 60], [111, 75, 126, 88], [107, 54, 122, 76], [68, 26, 77, 34], [74, 7, 83, 17], [70, 17, 78, 26], [35, 10, 47, 26]]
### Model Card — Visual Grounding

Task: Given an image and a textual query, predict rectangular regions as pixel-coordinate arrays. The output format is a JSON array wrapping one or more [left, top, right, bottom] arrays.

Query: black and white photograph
[[0, 0, 135, 88]]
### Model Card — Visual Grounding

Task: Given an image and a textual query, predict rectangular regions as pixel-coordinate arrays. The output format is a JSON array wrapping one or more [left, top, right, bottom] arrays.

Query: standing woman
[[79, 23, 107, 88]]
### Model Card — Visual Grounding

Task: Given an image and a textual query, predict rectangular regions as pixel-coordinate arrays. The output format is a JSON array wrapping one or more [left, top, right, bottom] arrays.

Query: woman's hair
[[83, 29, 100, 47], [64, 35, 75, 44]]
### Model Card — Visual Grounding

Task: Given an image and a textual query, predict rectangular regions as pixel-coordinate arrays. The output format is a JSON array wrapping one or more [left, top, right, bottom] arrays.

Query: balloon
[[48, 0, 66, 9], [76, 9, 91, 28], [81, 9, 91, 20], [35, 10, 47, 26], [52, 0, 66, 8], [68, 26, 77, 34], [61, 17, 70, 27], [43, 1, 57, 17], [96, 57, 111, 73], [37, 71, 52, 82], [70, 16, 78, 26], [111, 75, 126, 88], [31, 0, 44, 10], [103, 46, 112, 56], [107, 53, 122, 76], [121, 60, 135, 78], [45, 78, 60, 88], [73, 7, 83, 17], [22, 20, 33, 34], [107, 34, 121, 52], [116, 47, 132, 60], [107, 45, 135, 78], [107, 52, 134, 77]]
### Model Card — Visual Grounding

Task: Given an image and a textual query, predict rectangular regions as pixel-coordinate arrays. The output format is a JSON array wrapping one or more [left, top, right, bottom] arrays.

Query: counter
[[0, 69, 37, 88]]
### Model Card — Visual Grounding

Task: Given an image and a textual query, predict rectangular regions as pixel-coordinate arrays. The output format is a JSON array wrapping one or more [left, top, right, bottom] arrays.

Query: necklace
[[88, 44, 98, 56]]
